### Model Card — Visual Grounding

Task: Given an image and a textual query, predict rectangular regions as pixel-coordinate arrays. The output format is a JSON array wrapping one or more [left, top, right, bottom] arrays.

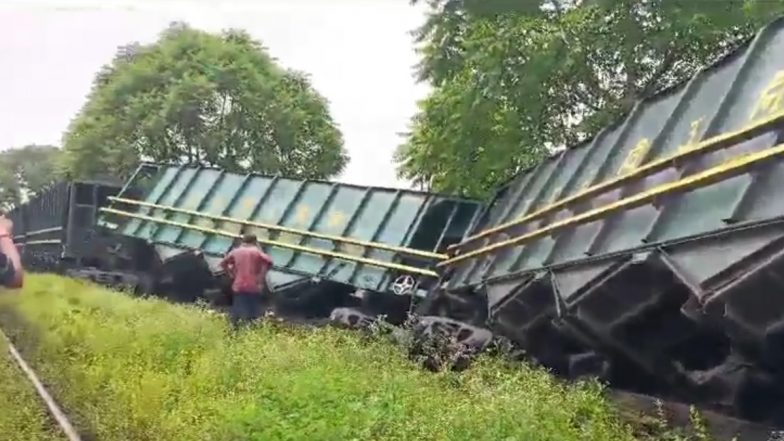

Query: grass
[[0, 336, 65, 441], [0, 274, 684, 441]]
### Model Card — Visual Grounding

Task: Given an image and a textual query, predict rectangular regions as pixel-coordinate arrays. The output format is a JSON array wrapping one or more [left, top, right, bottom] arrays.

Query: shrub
[[0, 274, 644, 441]]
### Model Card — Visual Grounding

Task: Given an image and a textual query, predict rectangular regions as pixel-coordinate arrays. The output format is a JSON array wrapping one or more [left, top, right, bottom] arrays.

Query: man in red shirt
[[220, 233, 273, 329]]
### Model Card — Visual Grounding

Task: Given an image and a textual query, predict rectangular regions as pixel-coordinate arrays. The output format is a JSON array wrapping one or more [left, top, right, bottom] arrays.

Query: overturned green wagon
[[426, 17, 784, 425], [98, 163, 482, 320]]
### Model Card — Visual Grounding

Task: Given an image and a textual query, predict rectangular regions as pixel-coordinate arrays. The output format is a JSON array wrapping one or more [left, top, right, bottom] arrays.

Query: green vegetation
[[0, 338, 64, 441], [0, 145, 61, 211], [0, 275, 646, 441], [396, 0, 784, 197], [61, 22, 347, 182]]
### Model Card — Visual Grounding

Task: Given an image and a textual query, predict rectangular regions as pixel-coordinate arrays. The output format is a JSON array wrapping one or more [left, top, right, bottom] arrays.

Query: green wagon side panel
[[447, 17, 784, 304], [102, 164, 483, 294]]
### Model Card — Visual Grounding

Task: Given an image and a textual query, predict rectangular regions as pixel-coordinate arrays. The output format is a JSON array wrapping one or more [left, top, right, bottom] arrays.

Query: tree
[[61, 22, 348, 181], [397, 0, 784, 197], [0, 145, 63, 210]]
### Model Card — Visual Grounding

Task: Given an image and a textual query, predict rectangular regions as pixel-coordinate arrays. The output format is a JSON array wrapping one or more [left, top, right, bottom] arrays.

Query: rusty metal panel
[[444, 17, 784, 303], [100, 163, 483, 294]]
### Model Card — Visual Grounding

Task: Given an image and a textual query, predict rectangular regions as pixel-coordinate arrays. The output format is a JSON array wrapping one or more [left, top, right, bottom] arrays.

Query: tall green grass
[[0, 274, 644, 441], [0, 338, 65, 441]]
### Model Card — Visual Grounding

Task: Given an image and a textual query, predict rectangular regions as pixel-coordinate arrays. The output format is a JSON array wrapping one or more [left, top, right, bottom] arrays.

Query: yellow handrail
[[24, 227, 63, 237], [108, 196, 445, 261], [449, 110, 784, 253], [438, 143, 784, 267], [100, 207, 439, 278]]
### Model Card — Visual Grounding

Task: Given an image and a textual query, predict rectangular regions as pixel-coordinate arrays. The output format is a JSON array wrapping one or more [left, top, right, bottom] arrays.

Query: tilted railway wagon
[[97, 162, 484, 320], [424, 16, 784, 424], [7, 179, 128, 280]]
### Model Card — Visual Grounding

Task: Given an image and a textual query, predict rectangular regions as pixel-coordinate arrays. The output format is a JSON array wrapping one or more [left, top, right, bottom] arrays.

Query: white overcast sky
[[0, 0, 430, 188]]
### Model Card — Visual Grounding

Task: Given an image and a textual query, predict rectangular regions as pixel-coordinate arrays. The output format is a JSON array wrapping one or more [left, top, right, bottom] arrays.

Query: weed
[[0, 338, 65, 440], [0, 274, 693, 441]]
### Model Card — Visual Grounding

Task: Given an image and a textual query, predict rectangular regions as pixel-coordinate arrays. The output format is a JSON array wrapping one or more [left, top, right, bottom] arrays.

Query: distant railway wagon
[[427, 17, 784, 423], [7, 179, 125, 276], [97, 162, 483, 318]]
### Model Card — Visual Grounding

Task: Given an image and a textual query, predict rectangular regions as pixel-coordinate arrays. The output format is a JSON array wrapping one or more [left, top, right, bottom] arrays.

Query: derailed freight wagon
[[426, 17, 784, 424], [98, 163, 483, 322], [5, 179, 134, 285]]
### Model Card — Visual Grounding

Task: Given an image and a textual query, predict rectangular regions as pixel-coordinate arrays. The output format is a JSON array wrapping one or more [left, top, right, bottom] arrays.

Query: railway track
[[0, 329, 81, 441]]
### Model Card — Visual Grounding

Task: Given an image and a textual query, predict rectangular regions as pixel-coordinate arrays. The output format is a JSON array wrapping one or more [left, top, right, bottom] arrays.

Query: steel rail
[[1, 329, 82, 441]]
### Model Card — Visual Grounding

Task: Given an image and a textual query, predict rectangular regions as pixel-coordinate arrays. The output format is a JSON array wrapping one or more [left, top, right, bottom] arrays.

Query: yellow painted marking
[[578, 177, 594, 191], [617, 138, 652, 175], [326, 211, 348, 230], [220, 197, 258, 234], [192, 197, 225, 230], [678, 117, 705, 153], [238, 197, 257, 217], [99, 206, 438, 277], [750, 70, 784, 122], [440, 143, 784, 267], [107, 196, 444, 260], [292, 205, 311, 226], [447, 109, 784, 253]]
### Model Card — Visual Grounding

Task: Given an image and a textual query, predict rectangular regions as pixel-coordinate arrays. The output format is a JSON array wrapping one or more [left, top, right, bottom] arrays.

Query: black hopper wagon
[[423, 17, 784, 427], [6, 178, 156, 291]]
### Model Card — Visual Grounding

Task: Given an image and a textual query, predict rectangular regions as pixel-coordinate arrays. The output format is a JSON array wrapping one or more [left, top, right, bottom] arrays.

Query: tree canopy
[[62, 22, 348, 181], [0, 145, 62, 211], [396, 0, 784, 197]]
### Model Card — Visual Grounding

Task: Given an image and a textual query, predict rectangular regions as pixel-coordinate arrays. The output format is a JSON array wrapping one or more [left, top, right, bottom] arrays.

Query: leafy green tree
[[397, 0, 784, 197], [0, 145, 63, 210], [62, 22, 348, 181]]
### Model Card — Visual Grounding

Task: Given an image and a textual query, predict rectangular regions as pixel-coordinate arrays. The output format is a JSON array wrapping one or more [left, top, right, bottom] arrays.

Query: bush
[[0, 275, 643, 441], [0, 338, 64, 440]]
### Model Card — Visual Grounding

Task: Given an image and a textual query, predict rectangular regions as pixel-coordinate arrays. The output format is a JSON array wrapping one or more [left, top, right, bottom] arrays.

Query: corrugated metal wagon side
[[14, 182, 70, 272], [98, 163, 483, 320], [429, 17, 784, 423], [6, 179, 125, 275]]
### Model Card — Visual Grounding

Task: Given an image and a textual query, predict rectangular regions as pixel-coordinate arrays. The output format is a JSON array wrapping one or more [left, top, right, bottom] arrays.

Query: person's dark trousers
[[230, 292, 264, 330]]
